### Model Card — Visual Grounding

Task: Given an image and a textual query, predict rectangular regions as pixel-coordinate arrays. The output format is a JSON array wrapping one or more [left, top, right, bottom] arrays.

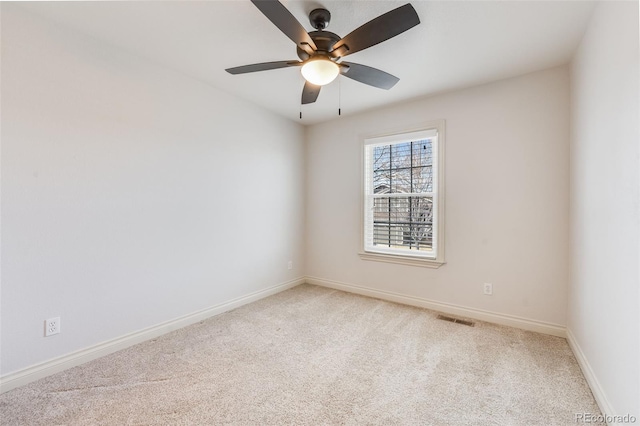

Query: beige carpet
[[0, 284, 601, 425]]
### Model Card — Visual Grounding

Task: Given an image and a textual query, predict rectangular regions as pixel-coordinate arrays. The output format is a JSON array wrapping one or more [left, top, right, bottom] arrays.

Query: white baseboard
[[305, 276, 566, 338], [0, 277, 305, 394], [566, 328, 615, 422]]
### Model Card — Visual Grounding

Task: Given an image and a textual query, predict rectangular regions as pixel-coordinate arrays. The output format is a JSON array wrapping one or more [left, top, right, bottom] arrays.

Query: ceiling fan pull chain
[[338, 76, 342, 116]]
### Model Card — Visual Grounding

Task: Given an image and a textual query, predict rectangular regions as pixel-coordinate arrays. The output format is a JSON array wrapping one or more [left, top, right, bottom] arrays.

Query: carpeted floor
[[0, 284, 601, 425]]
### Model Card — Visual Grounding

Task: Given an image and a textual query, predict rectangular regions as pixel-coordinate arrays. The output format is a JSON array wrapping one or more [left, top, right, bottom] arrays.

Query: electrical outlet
[[45, 317, 60, 337], [288, 261, 293, 270], [483, 283, 493, 296]]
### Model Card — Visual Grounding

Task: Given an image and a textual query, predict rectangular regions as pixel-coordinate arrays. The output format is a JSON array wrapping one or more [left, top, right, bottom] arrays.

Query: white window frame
[[359, 121, 446, 268]]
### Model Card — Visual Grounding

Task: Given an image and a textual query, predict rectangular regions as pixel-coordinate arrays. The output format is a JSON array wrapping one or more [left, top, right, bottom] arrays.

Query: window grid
[[370, 139, 435, 254]]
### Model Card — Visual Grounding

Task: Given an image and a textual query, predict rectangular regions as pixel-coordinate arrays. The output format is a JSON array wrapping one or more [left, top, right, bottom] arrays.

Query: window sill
[[358, 251, 445, 269]]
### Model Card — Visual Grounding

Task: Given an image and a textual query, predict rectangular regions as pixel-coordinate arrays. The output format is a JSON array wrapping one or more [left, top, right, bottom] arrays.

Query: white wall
[[0, 4, 305, 375], [306, 66, 570, 328], [568, 0, 639, 418]]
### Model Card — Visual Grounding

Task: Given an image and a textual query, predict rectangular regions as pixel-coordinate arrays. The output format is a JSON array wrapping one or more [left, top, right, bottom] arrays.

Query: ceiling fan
[[225, 0, 420, 106]]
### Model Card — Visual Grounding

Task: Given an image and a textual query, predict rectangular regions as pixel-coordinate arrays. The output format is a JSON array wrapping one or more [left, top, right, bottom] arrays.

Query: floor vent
[[437, 314, 475, 327]]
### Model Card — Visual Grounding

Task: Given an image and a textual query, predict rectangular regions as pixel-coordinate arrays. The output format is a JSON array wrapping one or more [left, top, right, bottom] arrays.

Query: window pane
[[372, 196, 433, 252], [373, 145, 390, 170], [391, 142, 412, 169], [373, 145, 390, 194], [373, 170, 390, 194], [390, 167, 411, 193], [412, 165, 433, 193], [408, 197, 434, 248], [412, 139, 433, 167]]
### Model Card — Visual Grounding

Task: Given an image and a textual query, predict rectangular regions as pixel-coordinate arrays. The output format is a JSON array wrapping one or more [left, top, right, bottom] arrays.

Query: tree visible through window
[[372, 141, 434, 251], [363, 125, 444, 264]]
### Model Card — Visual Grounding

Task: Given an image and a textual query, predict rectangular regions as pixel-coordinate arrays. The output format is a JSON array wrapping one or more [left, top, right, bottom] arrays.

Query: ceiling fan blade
[[226, 60, 300, 74], [331, 4, 420, 58], [301, 81, 321, 104], [251, 0, 317, 55], [341, 62, 400, 89]]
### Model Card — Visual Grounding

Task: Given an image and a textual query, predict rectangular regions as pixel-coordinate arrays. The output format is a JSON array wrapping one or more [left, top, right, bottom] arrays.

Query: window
[[361, 122, 445, 267]]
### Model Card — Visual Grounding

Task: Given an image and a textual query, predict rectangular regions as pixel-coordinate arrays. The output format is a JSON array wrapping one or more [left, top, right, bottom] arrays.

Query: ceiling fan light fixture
[[301, 58, 340, 86]]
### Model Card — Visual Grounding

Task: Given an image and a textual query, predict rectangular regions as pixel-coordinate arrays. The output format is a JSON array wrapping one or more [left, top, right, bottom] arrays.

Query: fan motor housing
[[297, 31, 341, 60]]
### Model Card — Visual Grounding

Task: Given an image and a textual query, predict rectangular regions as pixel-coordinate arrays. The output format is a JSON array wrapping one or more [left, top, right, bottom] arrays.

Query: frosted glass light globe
[[301, 58, 340, 86]]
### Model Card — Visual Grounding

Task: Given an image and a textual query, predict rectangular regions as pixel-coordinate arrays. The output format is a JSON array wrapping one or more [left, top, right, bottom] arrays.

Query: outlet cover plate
[[483, 283, 493, 295], [45, 317, 60, 337]]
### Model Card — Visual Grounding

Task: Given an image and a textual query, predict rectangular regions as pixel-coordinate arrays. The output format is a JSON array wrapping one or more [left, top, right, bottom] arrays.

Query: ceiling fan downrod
[[309, 8, 331, 30]]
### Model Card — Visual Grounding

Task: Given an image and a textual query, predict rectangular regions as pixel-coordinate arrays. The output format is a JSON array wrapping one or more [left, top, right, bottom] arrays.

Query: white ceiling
[[17, 1, 595, 125]]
